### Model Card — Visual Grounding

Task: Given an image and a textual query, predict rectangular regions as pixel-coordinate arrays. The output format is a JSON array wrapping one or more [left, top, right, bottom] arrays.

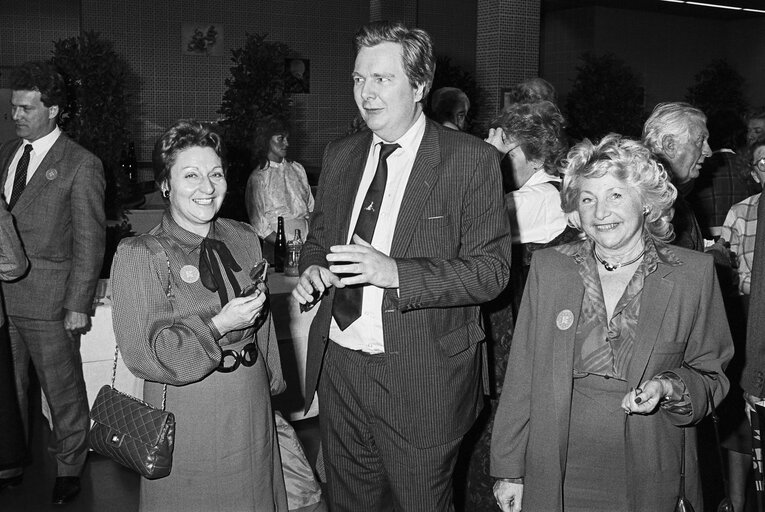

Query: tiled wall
[[0, 0, 79, 85], [77, 0, 369, 168], [476, 0, 541, 128]]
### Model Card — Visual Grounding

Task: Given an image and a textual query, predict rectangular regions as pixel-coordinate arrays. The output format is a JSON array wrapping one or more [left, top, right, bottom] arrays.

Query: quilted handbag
[[88, 235, 175, 479], [88, 348, 175, 479]]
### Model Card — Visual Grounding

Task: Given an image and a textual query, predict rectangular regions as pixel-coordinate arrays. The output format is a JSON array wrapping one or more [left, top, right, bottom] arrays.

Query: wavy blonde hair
[[560, 133, 677, 242]]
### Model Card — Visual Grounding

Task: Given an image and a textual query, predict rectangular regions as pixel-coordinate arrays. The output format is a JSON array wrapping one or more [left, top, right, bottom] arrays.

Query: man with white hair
[[642, 102, 712, 251]]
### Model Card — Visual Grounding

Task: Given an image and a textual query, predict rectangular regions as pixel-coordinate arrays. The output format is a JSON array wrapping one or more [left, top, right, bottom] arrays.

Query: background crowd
[[0, 16, 764, 512]]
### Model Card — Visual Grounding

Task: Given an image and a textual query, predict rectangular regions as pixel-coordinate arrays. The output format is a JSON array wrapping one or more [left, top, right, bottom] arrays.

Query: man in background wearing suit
[[0, 61, 105, 505], [292, 22, 511, 511]]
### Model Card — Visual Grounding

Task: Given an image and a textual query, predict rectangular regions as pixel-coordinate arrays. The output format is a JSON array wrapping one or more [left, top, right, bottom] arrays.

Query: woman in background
[[112, 120, 288, 511], [491, 134, 733, 512], [246, 118, 314, 257]]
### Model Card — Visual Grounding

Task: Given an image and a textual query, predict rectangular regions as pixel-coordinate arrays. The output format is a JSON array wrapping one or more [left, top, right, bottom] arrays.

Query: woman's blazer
[[491, 241, 733, 512]]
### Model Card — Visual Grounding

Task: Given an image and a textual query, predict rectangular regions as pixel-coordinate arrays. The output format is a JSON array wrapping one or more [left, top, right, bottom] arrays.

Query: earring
[[162, 190, 170, 199], [642, 205, 650, 216]]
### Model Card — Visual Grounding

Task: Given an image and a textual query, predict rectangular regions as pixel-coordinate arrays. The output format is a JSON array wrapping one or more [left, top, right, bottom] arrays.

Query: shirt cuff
[[202, 315, 223, 341]]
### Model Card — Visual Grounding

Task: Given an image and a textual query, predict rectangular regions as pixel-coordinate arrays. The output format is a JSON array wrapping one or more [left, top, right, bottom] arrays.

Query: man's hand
[[326, 234, 398, 289], [291, 264, 343, 307], [745, 392, 764, 410], [64, 310, 91, 341]]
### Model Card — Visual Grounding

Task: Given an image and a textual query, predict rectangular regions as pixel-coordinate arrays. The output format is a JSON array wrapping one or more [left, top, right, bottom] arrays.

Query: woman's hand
[[622, 378, 670, 415], [493, 479, 523, 512], [211, 285, 267, 335], [485, 127, 511, 155]]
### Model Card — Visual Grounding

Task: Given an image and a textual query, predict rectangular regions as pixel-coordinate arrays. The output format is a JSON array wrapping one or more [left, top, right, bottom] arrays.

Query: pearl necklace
[[594, 249, 645, 271]]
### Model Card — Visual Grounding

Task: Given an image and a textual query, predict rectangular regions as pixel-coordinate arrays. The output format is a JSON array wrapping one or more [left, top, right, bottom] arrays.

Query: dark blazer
[[741, 194, 765, 396], [491, 242, 733, 511], [300, 119, 512, 448], [0, 132, 105, 320]]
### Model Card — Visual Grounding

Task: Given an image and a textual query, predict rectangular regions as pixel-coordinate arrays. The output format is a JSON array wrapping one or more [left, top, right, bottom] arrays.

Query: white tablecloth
[[48, 275, 320, 423]]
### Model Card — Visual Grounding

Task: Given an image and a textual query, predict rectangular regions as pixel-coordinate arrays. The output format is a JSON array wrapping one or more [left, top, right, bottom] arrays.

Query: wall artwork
[[182, 23, 224, 56], [284, 58, 310, 94]]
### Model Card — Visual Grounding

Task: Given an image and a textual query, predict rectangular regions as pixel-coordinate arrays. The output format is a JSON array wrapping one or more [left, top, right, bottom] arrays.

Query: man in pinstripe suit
[[293, 21, 512, 511]]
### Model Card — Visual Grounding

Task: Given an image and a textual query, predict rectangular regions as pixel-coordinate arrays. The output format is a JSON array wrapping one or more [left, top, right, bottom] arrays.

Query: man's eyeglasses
[[753, 157, 765, 172]]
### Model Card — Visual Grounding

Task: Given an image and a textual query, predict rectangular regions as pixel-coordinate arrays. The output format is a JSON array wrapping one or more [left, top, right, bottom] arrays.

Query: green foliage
[[50, 31, 135, 220], [565, 53, 645, 141], [218, 33, 293, 221], [219, 33, 293, 164], [685, 59, 748, 117], [427, 56, 481, 134]]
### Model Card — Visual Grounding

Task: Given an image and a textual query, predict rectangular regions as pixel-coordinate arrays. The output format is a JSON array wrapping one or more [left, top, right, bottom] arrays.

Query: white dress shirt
[[330, 113, 427, 353], [506, 168, 567, 244], [4, 126, 62, 201]]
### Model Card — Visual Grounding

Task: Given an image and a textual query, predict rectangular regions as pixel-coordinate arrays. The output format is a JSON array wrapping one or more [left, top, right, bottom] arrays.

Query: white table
[[268, 270, 320, 421], [46, 275, 320, 423]]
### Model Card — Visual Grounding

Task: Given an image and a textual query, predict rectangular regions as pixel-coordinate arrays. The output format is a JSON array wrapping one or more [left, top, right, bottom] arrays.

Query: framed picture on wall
[[284, 58, 310, 94], [182, 23, 224, 56]]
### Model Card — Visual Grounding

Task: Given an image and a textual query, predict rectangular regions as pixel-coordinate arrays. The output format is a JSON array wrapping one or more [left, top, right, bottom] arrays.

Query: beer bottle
[[274, 217, 287, 272]]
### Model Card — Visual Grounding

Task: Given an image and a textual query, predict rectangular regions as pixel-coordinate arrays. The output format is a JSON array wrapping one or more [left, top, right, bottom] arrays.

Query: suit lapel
[[626, 263, 675, 385], [390, 120, 440, 257], [10, 134, 68, 214], [335, 132, 373, 244], [0, 140, 23, 196], [552, 264, 583, 470]]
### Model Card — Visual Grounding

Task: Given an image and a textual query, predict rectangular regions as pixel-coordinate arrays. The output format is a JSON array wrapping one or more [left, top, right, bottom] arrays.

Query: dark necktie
[[8, 144, 33, 210], [332, 142, 399, 331]]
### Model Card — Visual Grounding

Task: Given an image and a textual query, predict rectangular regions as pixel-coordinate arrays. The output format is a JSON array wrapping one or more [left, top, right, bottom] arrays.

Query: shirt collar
[[160, 211, 221, 254], [371, 111, 426, 156], [24, 126, 61, 155], [524, 168, 560, 187]]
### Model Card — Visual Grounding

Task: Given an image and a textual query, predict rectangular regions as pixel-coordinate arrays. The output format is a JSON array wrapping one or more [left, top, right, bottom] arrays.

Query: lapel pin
[[46, 168, 58, 180], [180, 265, 200, 283], [556, 309, 574, 330]]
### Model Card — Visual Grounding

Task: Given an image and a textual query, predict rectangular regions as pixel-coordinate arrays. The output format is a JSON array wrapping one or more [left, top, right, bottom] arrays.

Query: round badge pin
[[180, 265, 200, 283], [556, 309, 574, 330], [45, 168, 58, 180]]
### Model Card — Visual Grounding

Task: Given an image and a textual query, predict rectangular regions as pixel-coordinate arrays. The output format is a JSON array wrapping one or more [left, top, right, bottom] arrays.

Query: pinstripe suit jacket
[[301, 119, 512, 447], [0, 132, 105, 320]]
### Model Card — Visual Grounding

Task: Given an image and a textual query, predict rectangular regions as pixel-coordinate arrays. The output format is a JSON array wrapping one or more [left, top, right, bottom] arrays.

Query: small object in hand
[[634, 387, 643, 404], [240, 259, 268, 297], [300, 288, 322, 312]]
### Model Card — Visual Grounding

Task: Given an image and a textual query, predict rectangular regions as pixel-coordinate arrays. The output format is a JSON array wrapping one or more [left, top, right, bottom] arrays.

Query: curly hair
[[354, 21, 435, 99], [152, 119, 225, 189], [251, 117, 290, 169], [509, 77, 557, 105], [490, 100, 567, 176], [9, 61, 66, 110], [430, 87, 469, 126], [560, 133, 678, 242]]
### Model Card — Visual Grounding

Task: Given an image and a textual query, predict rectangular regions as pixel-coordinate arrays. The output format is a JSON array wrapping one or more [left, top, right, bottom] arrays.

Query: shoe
[[51, 476, 80, 505], [0, 474, 23, 492]]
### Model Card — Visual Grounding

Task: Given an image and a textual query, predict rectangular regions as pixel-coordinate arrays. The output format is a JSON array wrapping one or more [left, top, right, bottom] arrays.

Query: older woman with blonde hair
[[491, 134, 733, 512]]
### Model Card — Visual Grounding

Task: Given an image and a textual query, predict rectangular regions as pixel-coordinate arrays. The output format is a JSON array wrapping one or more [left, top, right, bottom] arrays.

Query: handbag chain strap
[[110, 234, 171, 411]]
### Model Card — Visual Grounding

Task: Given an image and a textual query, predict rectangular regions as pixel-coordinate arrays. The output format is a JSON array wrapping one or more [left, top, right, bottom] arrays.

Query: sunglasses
[[240, 259, 268, 297]]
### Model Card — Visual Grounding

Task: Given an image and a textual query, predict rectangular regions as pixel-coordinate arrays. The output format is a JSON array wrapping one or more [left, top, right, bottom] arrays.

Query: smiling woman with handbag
[[110, 120, 288, 511]]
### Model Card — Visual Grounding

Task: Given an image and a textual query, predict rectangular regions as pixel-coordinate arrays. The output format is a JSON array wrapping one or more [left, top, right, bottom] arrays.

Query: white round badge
[[46, 168, 58, 180], [556, 309, 574, 331], [180, 265, 200, 283]]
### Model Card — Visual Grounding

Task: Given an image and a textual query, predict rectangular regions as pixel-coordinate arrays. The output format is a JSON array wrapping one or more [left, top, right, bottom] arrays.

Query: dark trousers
[[0, 321, 24, 472], [8, 315, 89, 476], [318, 341, 462, 512]]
